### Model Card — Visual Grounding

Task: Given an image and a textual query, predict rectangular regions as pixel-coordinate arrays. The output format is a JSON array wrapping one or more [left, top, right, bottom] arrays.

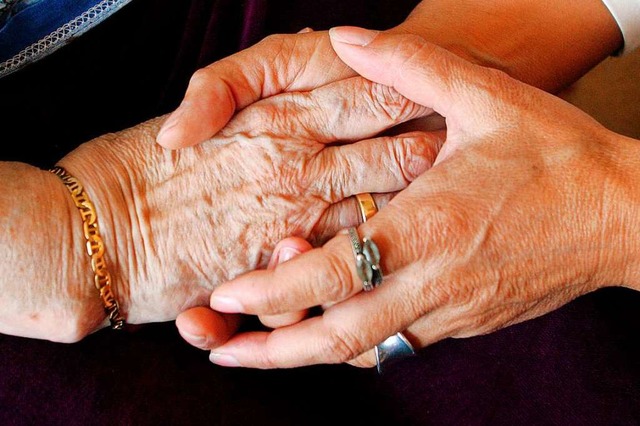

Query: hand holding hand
[[157, 0, 622, 150], [24, 53, 439, 342], [180, 29, 640, 368]]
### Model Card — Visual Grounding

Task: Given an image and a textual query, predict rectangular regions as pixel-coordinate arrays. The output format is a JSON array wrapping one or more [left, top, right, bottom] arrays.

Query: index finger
[[208, 273, 419, 368], [210, 212, 409, 316]]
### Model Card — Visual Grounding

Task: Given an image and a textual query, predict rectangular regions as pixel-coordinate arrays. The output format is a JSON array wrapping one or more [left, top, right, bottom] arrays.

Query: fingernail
[[278, 247, 301, 263], [180, 330, 207, 348], [210, 352, 241, 367], [297, 27, 313, 34], [157, 104, 186, 140], [329, 26, 379, 46], [210, 295, 244, 313]]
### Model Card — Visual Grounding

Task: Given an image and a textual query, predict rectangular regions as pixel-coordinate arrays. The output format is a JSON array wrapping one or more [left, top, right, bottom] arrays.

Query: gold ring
[[355, 193, 378, 223]]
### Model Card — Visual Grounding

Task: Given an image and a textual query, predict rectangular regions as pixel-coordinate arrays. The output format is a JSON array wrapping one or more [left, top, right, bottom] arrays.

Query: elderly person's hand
[[156, 0, 621, 150], [177, 29, 640, 369], [0, 65, 440, 343]]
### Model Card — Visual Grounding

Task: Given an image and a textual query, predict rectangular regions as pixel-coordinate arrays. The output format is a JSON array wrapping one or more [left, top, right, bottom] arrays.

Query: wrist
[[604, 134, 640, 292], [57, 135, 138, 324], [50, 165, 125, 330], [49, 168, 112, 337], [57, 115, 170, 324], [391, 0, 622, 92]]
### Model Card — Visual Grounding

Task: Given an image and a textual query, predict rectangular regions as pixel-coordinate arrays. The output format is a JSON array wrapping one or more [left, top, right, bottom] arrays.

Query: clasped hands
[[165, 28, 640, 369]]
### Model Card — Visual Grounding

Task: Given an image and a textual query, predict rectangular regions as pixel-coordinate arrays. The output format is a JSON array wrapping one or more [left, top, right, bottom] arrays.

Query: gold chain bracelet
[[50, 166, 125, 330]]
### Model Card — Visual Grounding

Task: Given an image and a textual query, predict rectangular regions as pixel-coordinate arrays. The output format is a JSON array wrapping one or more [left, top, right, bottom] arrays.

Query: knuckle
[[294, 156, 316, 194], [271, 95, 307, 135], [260, 32, 288, 48], [310, 150, 351, 202], [317, 248, 359, 302], [324, 325, 364, 363], [422, 262, 484, 313], [410, 132, 442, 160], [323, 167, 350, 202], [303, 153, 326, 197], [261, 335, 284, 368], [258, 33, 292, 70], [445, 276, 478, 308], [368, 82, 422, 123], [188, 68, 213, 89], [261, 280, 291, 315], [225, 103, 281, 137], [348, 353, 377, 369], [390, 133, 438, 183], [251, 94, 312, 138]]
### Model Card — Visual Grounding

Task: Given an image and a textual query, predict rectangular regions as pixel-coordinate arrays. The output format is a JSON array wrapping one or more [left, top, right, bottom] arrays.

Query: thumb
[[328, 27, 498, 126], [157, 31, 354, 149], [156, 77, 235, 149]]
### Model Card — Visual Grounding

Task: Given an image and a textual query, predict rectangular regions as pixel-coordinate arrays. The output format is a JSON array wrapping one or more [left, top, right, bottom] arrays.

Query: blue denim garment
[[0, 0, 131, 78]]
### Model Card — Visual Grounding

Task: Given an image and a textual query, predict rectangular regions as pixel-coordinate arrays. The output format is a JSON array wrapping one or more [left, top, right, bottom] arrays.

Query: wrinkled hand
[[156, 30, 356, 149], [180, 29, 640, 368], [177, 237, 313, 348], [57, 60, 440, 341], [156, 0, 622, 151]]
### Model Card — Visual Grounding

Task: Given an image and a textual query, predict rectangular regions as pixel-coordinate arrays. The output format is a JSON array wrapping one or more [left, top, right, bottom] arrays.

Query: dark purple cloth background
[[1, 1, 639, 424]]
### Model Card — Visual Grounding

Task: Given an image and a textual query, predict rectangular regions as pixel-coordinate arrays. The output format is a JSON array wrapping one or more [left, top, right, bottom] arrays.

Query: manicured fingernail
[[329, 26, 379, 46], [210, 295, 244, 313], [297, 27, 313, 34], [278, 247, 301, 263], [210, 352, 241, 367]]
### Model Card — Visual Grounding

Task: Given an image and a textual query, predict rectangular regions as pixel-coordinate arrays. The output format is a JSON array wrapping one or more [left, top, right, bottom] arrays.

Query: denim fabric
[[0, 0, 131, 78]]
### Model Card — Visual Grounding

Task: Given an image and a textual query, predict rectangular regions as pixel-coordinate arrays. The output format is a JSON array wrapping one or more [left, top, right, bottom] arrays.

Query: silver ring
[[347, 210, 412, 373], [374, 332, 416, 374], [347, 227, 382, 292]]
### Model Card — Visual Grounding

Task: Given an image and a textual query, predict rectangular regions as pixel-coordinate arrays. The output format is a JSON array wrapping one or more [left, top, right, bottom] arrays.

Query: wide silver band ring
[[374, 332, 416, 374]]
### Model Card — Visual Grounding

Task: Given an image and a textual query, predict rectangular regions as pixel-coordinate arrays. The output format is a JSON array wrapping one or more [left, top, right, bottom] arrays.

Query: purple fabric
[[1, 290, 638, 425], [239, 0, 266, 50], [380, 288, 640, 424], [1, 1, 639, 424]]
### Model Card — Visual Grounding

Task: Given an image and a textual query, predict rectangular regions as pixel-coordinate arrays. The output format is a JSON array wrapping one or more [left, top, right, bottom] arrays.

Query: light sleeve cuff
[[601, 0, 640, 55]]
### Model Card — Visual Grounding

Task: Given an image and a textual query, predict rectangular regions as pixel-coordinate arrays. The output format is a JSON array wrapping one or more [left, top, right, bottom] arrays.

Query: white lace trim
[[0, 0, 132, 78]]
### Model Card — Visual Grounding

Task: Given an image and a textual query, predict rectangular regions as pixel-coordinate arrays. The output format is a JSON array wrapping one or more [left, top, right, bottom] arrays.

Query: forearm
[[393, 0, 622, 92], [0, 162, 106, 342]]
